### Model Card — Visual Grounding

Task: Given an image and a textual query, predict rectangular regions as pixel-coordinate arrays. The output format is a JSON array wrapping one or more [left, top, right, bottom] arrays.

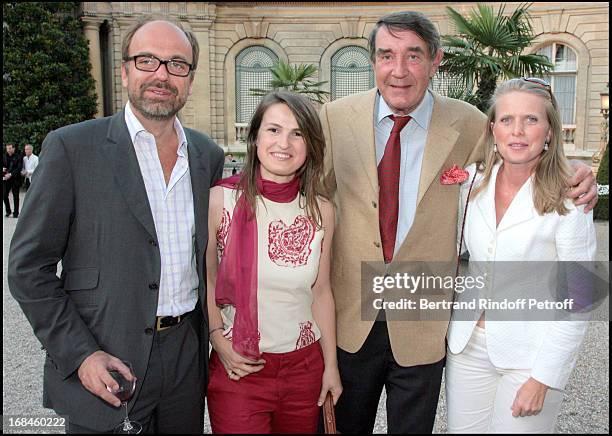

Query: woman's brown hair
[[238, 90, 329, 228]]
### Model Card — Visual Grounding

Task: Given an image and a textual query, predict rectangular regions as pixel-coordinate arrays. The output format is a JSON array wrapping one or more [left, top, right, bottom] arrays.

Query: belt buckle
[[156, 316, 172, 332]]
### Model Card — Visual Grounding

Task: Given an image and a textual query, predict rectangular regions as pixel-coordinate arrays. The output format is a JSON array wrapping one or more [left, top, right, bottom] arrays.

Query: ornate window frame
[[329, 45, 374, 100], [530, 33, 590, 152], [320, 38, 371, 98], [224, 39, 287, 145]]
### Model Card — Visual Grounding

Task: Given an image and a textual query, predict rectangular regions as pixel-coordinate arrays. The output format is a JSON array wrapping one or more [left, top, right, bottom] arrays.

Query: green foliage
[[594, 142, 609, 221], [440, 2, 553, 112], [249, 60, 330, 104], [594, 194, 609, 221], [596, 142, 609, 185], [3, 2, 97, 154], [440, 79, 481, 107]]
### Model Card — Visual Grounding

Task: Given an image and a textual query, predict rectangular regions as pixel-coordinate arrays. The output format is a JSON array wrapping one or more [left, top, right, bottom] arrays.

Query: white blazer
[[447, 162, 596, 390]]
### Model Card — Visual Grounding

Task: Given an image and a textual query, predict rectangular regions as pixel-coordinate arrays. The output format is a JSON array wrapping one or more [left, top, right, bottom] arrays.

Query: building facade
[[81, 1, 609, 160]]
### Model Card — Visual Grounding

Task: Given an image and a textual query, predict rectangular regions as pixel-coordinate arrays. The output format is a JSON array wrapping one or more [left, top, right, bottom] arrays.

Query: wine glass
[[108, 361, 142, 434]]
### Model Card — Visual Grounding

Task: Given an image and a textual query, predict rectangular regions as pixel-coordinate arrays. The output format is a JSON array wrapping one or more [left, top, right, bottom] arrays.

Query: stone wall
[[80, 2, 609, 159]]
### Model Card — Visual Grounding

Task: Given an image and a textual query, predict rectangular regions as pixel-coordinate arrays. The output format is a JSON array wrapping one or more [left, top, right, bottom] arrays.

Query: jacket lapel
[[475, 163, 535, 233], [104, 111, 158, 241], [416, 93, 460, 207], [347, 89, 378, 195], [185, 132, 209, 256], [475, 164, 499, 235], [497, 175, 535, 232]]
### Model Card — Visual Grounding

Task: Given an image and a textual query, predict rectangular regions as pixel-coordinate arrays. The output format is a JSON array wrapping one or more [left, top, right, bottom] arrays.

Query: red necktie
[[378, 115, 411, 264]]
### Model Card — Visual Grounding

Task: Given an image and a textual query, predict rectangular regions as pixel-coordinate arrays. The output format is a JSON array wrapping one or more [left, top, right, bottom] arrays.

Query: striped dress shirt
[[125, 102, 198, 317], [375, 90, 434, 255]]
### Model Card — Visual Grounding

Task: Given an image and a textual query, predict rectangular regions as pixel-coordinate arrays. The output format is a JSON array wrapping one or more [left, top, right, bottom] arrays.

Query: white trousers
[[446, 326, 564, 433]]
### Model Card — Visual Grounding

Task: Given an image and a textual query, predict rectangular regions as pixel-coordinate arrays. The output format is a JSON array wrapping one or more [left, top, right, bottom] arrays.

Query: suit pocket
[[63, 267, 100, 307]]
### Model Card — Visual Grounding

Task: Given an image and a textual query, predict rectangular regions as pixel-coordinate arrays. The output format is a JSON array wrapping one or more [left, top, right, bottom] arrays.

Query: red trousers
[[207, 341, 324, 434]]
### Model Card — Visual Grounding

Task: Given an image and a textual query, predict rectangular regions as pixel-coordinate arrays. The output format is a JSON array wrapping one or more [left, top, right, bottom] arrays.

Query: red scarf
[[214, 169, 301, 359]]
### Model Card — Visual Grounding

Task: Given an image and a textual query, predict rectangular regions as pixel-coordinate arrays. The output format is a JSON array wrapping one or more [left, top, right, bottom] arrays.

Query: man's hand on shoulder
[[77, 350, 134, 407], [567, 160, 598, 213]]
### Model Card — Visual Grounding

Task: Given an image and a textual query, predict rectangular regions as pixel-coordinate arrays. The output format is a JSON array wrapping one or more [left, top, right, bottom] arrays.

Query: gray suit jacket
[[8, 110, 224, 430]]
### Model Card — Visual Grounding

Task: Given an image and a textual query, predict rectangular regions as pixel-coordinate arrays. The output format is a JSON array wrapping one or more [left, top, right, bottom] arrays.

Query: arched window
[[430, 42, 471, 98], [536, 43, 578, 143], [331, 46, 374, 100], [429, 43, 471, 99], [429, 71, 467, 98], [235, 46, 278, 123]]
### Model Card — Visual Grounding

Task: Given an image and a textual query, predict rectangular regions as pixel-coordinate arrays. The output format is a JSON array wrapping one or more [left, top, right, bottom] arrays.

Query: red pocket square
[[440, 165, 469, 185]]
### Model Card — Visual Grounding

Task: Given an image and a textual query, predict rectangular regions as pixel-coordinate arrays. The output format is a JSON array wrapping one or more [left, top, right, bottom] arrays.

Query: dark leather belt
[[156, 311, 191, 331]]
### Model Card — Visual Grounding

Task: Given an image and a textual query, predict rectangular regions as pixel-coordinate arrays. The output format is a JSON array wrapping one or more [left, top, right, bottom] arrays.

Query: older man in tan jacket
[[321, 10, 596, 434]]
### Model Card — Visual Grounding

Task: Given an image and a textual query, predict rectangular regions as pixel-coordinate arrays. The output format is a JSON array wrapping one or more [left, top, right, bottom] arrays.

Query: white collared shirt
[[23, 154, 39, 180], [125, 102, 198, 317], [375, 90, 434, 253]]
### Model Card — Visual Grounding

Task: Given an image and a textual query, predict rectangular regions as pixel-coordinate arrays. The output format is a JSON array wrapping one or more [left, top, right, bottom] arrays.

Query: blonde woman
[[446, 78, 596, 433]]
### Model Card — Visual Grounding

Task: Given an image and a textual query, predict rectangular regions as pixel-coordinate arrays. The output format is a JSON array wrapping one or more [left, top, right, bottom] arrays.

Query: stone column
[[190, 21, 214, 135], [83, 21, 104, 118]]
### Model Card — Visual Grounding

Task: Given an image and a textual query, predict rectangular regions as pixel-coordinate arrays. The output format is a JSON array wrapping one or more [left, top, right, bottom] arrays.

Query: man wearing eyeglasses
[[8, 18, 224, 433]]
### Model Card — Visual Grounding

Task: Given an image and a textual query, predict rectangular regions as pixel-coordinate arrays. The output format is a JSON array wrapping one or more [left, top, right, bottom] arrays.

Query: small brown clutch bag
[[323, 392, 337, 434]]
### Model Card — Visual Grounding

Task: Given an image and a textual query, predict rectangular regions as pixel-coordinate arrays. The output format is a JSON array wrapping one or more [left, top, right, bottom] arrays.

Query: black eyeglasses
[[125, 55, 192, 77], [521, 77, 553, 99]]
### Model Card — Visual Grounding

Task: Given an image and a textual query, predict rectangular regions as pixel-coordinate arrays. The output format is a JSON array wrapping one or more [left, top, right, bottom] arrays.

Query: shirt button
[[149, 283, 159, 290], [144, 327, 154, 335], [374, 242, 381, 248], [372, 201, 378, 208], [149, 239, 158, 247]]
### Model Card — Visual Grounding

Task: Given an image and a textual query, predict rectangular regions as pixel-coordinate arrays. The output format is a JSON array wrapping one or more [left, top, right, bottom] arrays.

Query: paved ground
[[2, 191, 609, 433]]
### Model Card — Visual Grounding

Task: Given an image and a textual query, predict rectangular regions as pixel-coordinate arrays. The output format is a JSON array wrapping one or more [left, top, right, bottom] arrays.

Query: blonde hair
[[472, 78, 571, 215]]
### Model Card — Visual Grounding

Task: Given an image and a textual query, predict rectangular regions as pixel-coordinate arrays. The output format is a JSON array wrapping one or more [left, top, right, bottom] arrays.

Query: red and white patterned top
[[216, 187, 324, 353]]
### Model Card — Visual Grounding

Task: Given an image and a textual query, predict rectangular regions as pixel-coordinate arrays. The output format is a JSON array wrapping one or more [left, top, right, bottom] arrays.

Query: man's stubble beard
[[128, 82, 188, 122]]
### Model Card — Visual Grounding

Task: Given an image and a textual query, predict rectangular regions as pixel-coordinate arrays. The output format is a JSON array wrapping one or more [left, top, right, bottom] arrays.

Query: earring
[[544, 140, 549, 151], [493, 144, 498, 153]]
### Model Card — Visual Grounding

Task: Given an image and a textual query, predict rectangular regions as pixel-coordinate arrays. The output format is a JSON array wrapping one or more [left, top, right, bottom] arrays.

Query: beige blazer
[[320, 88, 486, 366]]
